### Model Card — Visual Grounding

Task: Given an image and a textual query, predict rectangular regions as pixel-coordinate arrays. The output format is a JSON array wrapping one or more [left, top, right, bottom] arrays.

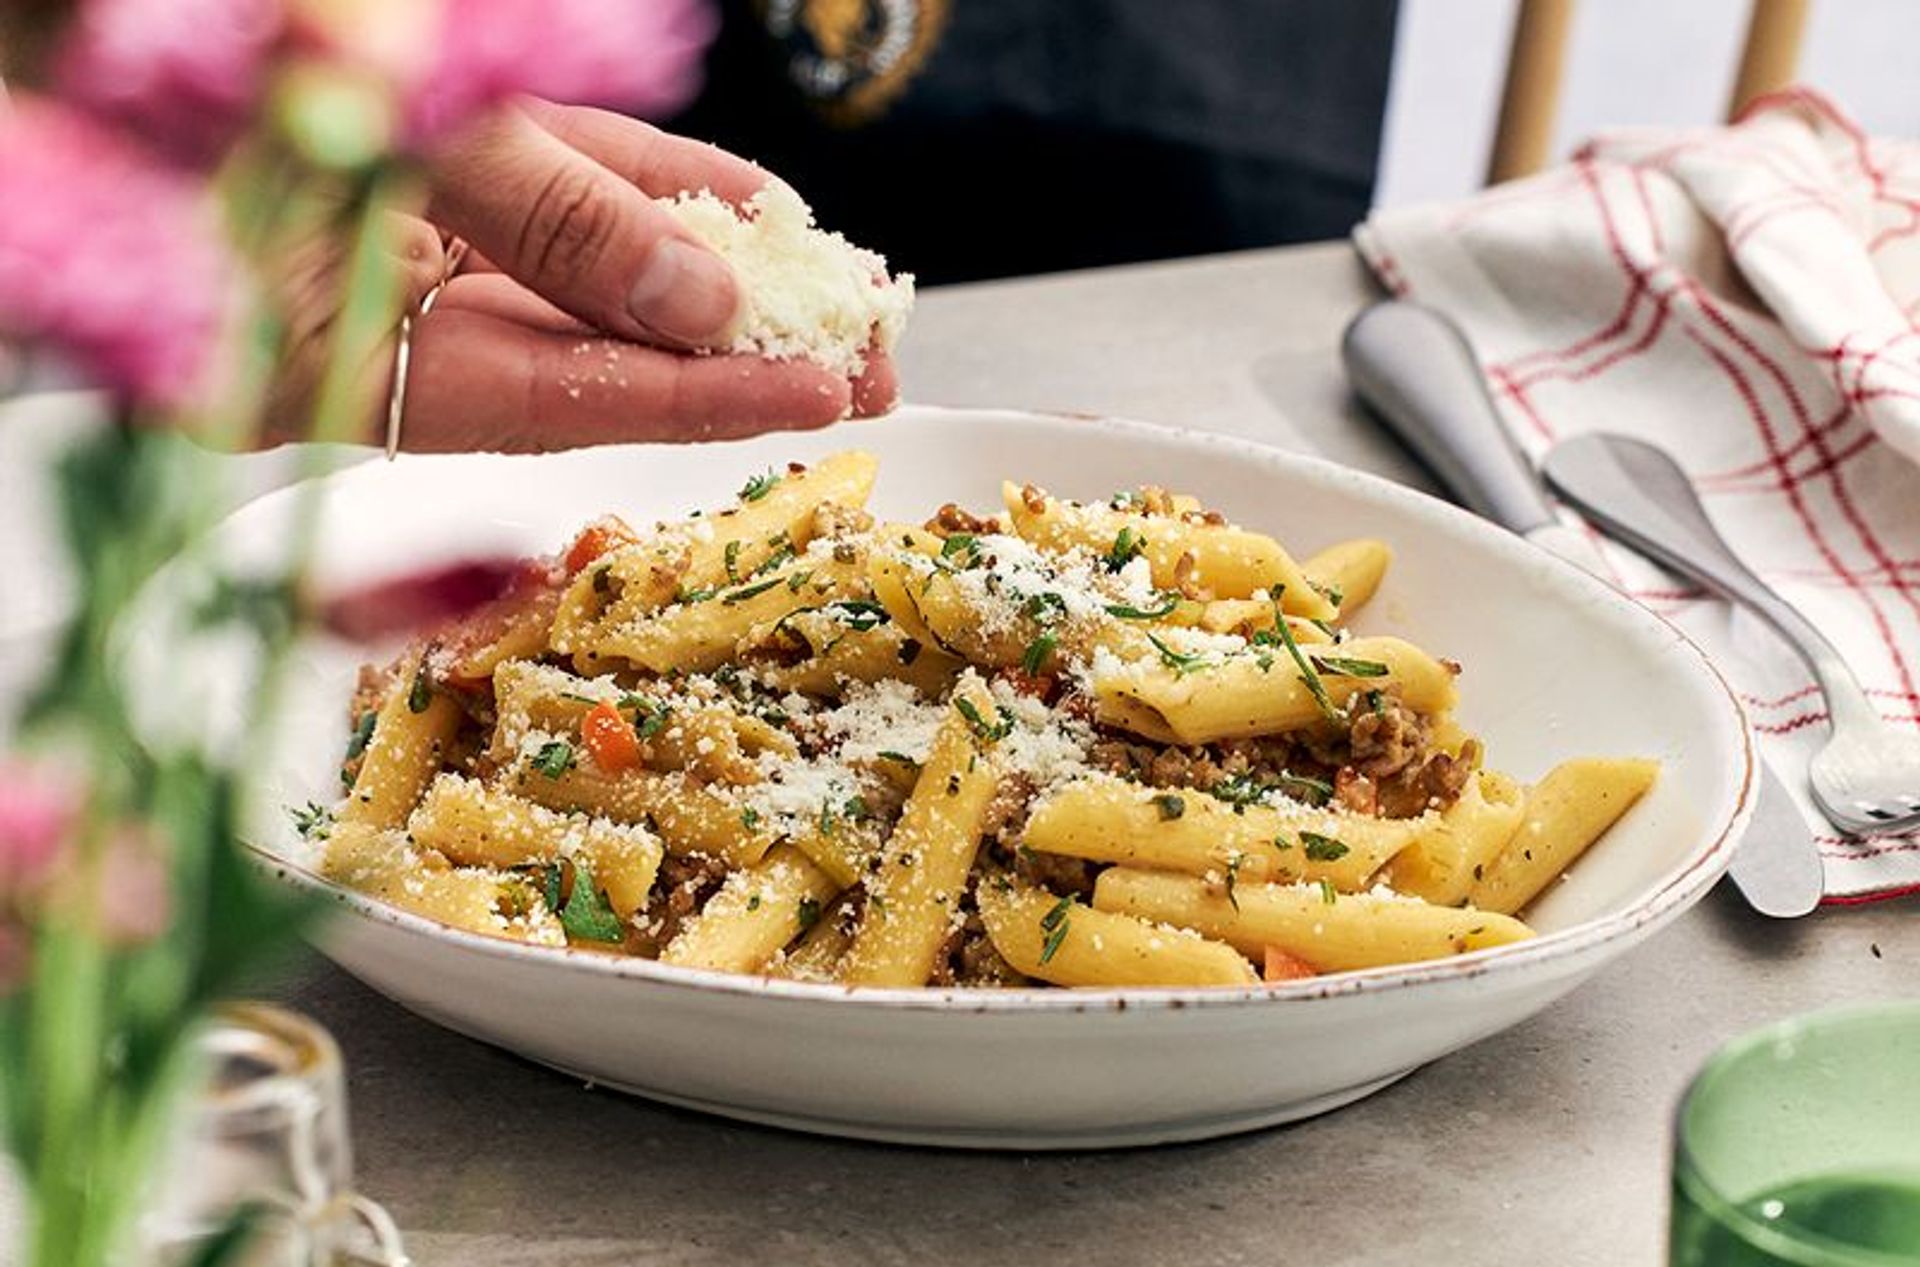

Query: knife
[[1340, 299, 1823, 917]]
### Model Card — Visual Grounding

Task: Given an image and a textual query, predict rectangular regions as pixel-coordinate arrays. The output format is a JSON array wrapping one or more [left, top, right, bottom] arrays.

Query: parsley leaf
[[877, 750, 917, 766], [939, 533, 981, 568], [1153, 793, 1186, 820], [344, 710, 377, 761], [1301, 831, 1350, 862], [532, 740, 576, 779], [1021, 630, 1057, 675], [406, 671, 432, 713], [829, 599, 890, 631], [796, 897, 823, 933], [618, 693, 669, 740], [1319, 878, 1339, 906], [720, 576, 784, 604], [559, 863, 624, 942], [1022, 591, 1068, 624], [1103, 525, 1147, 572], [739, 469, 782, 502], [723, 539, 743, 583]]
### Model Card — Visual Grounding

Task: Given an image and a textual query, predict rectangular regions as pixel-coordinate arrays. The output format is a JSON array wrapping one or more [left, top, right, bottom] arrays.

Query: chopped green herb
[[1104, 593, 1180, 620], [739, 469, 782, 502], [829, 599, 890, 631], [619, 693, 670, 740], [1110, 490, 1143, 510], [741, 807, 761, 829], [287, 801, 332, 840], [724, 539, 743, 583], [532, 740, 576, 779], [939, 533, 981, 568], [1103, 525, 1146, 572], [721, 576, 784, 604], [747, 894, 762, 912], [1038, 895, 1073, 964], [1314, 580, 1345, 609], [1269, 597, 1339, 723], [676, 583, 719, 604], [785, 569, 814, 592], [796, 897, 823, 933], [542, 863, 564, 912], [344, 710, 377, 760], [955, 697, 1015, 742], [1310, 618, 1340, 640], [845, 795, 871, 822], [818, 801, 839, 836], [1318, 878, 1339, 906], [1301, 831, 1350, 862], [1365, 688, 1388, 717], [1310, 655, 1391, 678], [1209, 774, 1269, 808], [1224, 853, 1244, 911], [1023, 592, 1068, 623], [406, 671, 432, 713], [1021, 631, 1058, 675], [1146, 632, 1212, 676], [1275, 772, 1336, 805], [559, 863, 624, 942], [1153, 793, 1187, 820]]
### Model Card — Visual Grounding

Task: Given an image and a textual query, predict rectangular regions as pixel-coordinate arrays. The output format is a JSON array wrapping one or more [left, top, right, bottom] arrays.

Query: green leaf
[[1153, 793, 1186, 820], [1021, 631, 1057, 675], [1022, 592, 1068, 624], [1104, 593, 1179, 620], [720, 576, 784, 604], [1145, 632, 1212, 676], [829, 599, 890, 631], [343, 710, 377, 760], [939, 533, 981, 568], [740, 469, 782, 502], [406, 670, 432, 713], [1267, 596, 1338, 723], [532, 740, 576, 778], [1301, 831, 1350, 862], [1103, 525, 1146, 572], [286, 801, 332, 840], [1038, 896, 1073, 964], [559, 863, 624, 942], [955, 697, 1015, 742], [724, 539, 743, 583], [796, 897, 823, 933], [1310, 655, 1390, 678]]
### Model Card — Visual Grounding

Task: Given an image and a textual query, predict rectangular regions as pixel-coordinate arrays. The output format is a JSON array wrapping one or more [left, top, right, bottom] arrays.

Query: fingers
[[519, 99, 769, 207], [850, 347, 900, 418], [400, 307, 854, 453], [424, 107, 741, 351]]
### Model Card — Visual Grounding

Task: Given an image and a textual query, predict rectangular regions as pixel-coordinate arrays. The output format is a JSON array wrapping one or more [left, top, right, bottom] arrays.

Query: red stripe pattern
[[1355, 88, 1920, 900]]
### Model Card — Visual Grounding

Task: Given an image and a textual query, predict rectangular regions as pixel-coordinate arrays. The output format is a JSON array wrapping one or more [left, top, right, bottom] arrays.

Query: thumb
[[424, 107, 740, 349]]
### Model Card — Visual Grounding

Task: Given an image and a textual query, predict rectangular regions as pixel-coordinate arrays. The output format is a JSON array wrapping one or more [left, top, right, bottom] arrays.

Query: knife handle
[[1342, 301, 1557, 535]]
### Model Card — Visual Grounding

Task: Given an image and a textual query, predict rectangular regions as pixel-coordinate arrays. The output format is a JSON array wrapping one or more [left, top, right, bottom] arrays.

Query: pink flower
[[93, 827, 173, 948], [0, 760, 79, 896], [0, 102, 232, 405], [403, 0, 717, 145], [55, 0, 285, 169]]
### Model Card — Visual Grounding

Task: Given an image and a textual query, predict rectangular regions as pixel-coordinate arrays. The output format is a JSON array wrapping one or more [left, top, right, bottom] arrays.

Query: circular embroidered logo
[[758, 0, 949, 124]]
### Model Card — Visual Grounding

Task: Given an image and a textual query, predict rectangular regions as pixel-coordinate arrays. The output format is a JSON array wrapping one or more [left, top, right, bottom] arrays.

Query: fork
[[1541, 433, 1920, 838]]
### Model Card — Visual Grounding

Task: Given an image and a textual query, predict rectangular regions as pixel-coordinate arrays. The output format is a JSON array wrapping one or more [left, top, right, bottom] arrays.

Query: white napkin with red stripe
[[1354, 87, 1920, 902]]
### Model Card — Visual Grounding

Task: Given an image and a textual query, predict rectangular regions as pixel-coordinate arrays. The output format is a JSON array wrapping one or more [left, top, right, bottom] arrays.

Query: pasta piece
[[321, 822, 564, 945], [1091, 635, 1458, 744], [1303, 539, 1392, 618], [1092, 868, 1534, 973], [766, 893, 858, 982], [660, 845, 841, 973], [551, 450, 879, 652], [1192, 599, 1334, 645], [1021, 774, 1406, 891], [588, 557, 862, 675], [839, 674, 1006, 987], [508, 762, 773, 868], [1467, 758, 1659, 914], [977, 881, 1256, 987], [1001, 481, 1335, 618], [337, 654, 464, 830], [744, 606, 965, 699], [1381, 770, 1527, 905], [406, 774, 662, 918]]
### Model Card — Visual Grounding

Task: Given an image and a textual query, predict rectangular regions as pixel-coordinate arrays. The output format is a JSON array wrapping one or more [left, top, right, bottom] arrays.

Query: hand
[[264, 101, 898, 452]]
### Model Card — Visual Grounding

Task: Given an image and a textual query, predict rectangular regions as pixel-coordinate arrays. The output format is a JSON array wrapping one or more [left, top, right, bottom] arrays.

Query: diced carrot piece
[[564, 516, 638, 575], [1263, 945, 1318, 982], [580, 701, 641, 773]]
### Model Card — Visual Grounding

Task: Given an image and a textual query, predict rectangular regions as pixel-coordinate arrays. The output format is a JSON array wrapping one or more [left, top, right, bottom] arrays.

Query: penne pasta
[[659, 845, 841, 974], [1467, 758, 1659, 914], [1303, 538, 1392, 618], [1092, 867, 1535, 974], [977, 880, 1257, 987], [337, 653, 464, 830], [1381, 770, 1527, 906]]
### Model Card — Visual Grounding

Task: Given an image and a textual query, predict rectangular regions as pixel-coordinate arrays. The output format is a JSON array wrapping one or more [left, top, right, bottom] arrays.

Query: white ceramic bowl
[[232, 406, 1752, 1148]]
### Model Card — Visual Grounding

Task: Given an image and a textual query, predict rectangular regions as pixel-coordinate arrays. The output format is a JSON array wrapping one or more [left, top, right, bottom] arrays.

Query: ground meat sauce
[[626, 853, 731, 957], [1086, 686, 1474, 819]]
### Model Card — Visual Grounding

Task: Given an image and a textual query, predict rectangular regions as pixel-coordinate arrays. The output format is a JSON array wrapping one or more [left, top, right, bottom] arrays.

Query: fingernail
[[628, 239, 739, 344]]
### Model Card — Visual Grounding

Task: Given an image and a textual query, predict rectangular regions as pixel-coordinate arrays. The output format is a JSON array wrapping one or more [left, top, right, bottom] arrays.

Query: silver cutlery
[[1543, 433, 1920, 839], [1342, 299, 1825, 916]]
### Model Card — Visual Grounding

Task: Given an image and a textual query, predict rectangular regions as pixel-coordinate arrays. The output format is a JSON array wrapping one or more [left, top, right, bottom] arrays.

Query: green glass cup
[[1671, 1002, 1920, 1265]]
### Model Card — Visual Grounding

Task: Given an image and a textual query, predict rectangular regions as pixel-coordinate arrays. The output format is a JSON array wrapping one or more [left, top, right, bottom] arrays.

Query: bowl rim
[[254, 406, 1756, 1016]]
